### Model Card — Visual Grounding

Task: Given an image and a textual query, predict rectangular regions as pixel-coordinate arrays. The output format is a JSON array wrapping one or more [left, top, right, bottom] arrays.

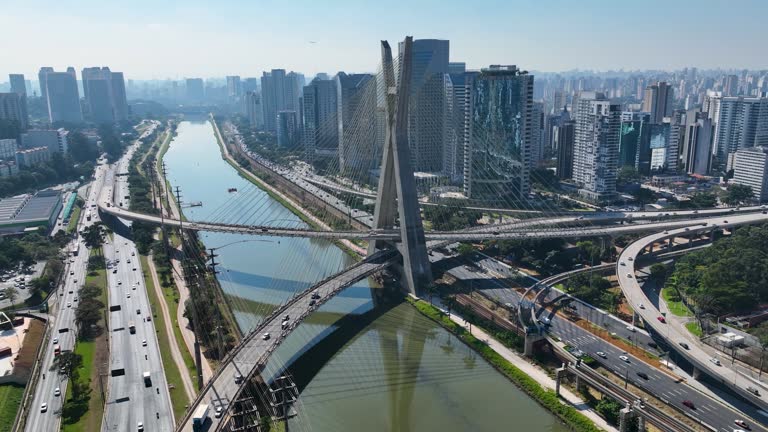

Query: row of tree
[[667, 223, 768, 315]]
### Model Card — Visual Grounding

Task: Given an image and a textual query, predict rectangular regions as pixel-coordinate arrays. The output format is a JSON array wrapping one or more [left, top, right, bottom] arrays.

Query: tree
[[81, 223, 105, 250], [75, 297, 104, 338], [457, 243, 474, 256], [722, 184, 753, 205], [649, 263, 667, 283], [633, 188, 658, 205], [752, 322, 768, 378], [617, 166, 641, 186], [3, 287, 17, 306], [67, 131, 99, 163], [50, 351, 83, 380], [689, 192, 717, 208]]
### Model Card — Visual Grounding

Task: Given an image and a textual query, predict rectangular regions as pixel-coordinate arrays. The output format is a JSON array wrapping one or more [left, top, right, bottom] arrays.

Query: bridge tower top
[[368, 36, 433, 296]]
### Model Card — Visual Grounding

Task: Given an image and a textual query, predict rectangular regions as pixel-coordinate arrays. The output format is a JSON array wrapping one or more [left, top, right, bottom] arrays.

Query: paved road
[[101, 126, 174, 432], [441, 252, 768, 432], [618, 213, 768, 414], [176, 250, 396, 432], [24, 162, 108, 432]]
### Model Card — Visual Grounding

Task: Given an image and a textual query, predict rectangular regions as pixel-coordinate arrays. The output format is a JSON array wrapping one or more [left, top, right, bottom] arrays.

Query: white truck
[[143, 371, 151, 387], [192, 404, 210, 431]]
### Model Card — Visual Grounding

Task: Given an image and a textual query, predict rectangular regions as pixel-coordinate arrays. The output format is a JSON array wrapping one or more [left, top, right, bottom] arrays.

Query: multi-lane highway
[[24, 158, 109, 432], [443, 250, 768, 432], [618, 213, 768, 414], [101, 126, 174, 432]]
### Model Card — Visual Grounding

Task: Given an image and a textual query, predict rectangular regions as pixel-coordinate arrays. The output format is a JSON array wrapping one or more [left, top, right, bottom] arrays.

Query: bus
[[71, 244, 80, 256]]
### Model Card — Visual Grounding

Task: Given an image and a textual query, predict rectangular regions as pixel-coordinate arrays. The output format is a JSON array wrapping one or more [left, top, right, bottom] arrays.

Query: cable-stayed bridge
[[98, 37, 768, 432]]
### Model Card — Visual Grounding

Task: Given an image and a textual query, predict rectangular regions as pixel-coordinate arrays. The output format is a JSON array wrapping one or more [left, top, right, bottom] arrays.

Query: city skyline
[[4, 0, 768, 80]]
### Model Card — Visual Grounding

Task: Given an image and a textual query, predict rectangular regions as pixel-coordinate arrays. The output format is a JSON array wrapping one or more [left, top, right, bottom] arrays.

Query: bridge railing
[[175, 250, 397, 431]]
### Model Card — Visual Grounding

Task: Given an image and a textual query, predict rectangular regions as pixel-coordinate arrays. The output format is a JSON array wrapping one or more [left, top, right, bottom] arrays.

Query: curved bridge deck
[[176, 249, 398, 432]]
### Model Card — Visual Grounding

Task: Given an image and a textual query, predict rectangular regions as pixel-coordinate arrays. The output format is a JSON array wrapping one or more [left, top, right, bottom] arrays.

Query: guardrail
[[175, 251, 397, 431]]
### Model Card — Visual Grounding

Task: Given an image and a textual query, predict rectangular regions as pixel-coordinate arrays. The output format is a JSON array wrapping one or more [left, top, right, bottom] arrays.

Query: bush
[[408, 299, 601, 432]]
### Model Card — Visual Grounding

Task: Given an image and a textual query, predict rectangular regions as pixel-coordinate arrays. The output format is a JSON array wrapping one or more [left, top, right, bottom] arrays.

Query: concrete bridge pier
[[637, 412, 645, 432], [692, 366, 701, 380], [523, 331, 544, 357], [619, 406, 636, 432], [555, 363, 568, 396]]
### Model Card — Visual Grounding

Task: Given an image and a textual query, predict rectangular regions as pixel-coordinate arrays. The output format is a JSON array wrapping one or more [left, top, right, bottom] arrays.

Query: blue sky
[[3, 0, 767, 79]]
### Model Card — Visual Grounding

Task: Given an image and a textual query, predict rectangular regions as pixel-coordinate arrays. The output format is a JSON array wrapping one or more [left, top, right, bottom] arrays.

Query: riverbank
[[408, 298, 612, 432], [209, 116, 366, 258]]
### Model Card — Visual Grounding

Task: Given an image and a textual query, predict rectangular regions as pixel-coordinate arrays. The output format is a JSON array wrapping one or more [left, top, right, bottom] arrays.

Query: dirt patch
[[13, 319, 45, 375]]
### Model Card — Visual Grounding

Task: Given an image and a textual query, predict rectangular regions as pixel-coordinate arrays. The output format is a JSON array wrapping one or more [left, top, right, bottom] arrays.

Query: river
[[163, 117, 568, 432]]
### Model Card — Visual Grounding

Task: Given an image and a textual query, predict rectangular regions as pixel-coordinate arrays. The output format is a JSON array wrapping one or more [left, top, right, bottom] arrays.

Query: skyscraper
[[642, 81, 673, 124], [555, 120, 575, 180], [444, 65, 474, 183], [276, 111, 298, 147], [464, 65, 533, 203], [260, 70, 304, 132], [399, 39, 449, 172], [9, 74, 26, 96], [302, 77, 338, 162], [618, 113, 650, 172], [185, 78, 205, 103], [713, 96, 768, 168], [723, 74, 739, 97], [110, 72, 129, 121], [38, 67, 53, 100], [573, 92, 621, 202], [682, 116, 714, 175], [82, 67, 109, 121], [42, 68, 82, 123], [732, 146, 768, 202], [0, 92, 28, 130], [529, 101, 545, 167], [336, 72, 376, 174], [226, 76, 241, 100], [244, 91, 263, 129]]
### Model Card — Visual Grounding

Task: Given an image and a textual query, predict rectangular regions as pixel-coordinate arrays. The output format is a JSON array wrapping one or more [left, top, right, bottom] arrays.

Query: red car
[[657, 316, 666, 323], [682, 400, 695, 409]]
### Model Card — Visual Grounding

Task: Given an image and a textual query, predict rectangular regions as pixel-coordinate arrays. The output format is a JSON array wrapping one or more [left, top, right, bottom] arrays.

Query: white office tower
[[713, 96, 768, 168], [732, 146, 768, 202], [302, 77, 338, 162], [572, 92, 621, 202], [682, 117, 714, 175]]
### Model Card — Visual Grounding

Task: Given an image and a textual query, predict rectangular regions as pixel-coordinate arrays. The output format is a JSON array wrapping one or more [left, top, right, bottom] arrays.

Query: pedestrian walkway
[[431, 299, 617, 432]]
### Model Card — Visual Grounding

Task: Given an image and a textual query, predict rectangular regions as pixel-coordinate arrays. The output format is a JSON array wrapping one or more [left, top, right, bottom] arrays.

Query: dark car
[[636, 371, 649, 380], [682, 400, 695, 409], [679, 342, 690, 350]]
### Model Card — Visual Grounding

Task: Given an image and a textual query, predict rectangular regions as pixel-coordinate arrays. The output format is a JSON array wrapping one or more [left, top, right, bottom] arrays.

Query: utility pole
[[162, 161, 170, 211], [208, 248, 226, 359]]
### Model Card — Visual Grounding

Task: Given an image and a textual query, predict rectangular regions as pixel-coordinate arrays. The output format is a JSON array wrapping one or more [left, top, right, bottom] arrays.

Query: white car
[[262, 332, 271, 341], [40, 403, 47, 412], [625, 325, 636, 332], [596, 351, 607, 358], [709, 357, 721, 366], [67, 302, 71, 308], [54, 387, 60, 397], [619, 355, 630, 363], [142, 339, 147, 347], [638, 303, 645, 309], [215, 406, 223, 418]]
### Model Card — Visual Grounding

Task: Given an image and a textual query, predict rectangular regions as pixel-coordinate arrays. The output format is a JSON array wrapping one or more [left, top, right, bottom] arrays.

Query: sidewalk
[[432, 299, 617, 432], [147, 252, 195, 401]]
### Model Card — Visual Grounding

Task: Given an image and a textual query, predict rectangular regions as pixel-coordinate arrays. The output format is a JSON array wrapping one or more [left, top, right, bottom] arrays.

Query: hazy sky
[[4, 0, 768, 80]]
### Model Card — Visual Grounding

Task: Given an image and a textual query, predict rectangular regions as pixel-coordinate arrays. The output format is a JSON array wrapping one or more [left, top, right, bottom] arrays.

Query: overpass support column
[[555, 363, 567, 396], [668, 237, 673, 249], [619, 407, 634, 432], [636, 413, 645, 432], [692, 366, 701, 380], [523, 332, 543, 357]]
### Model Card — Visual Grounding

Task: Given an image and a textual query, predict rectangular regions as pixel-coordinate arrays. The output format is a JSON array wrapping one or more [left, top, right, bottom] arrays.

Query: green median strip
[[140, 255, 192, 418], [661, 287, 693, 317], [408, 298, 602, 432], [685, 321, 703, 337]]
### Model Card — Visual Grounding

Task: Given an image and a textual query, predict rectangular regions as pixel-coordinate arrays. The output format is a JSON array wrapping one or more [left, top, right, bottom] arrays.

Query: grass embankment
[[66, 206, 82, 234], [408, 298, 601, 432], [62, 250, 108, 432], [685, 321, 703, 337], [140, 255, 193, 417], [661, 287, 693, 317], [0, 384, 24, 432]]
